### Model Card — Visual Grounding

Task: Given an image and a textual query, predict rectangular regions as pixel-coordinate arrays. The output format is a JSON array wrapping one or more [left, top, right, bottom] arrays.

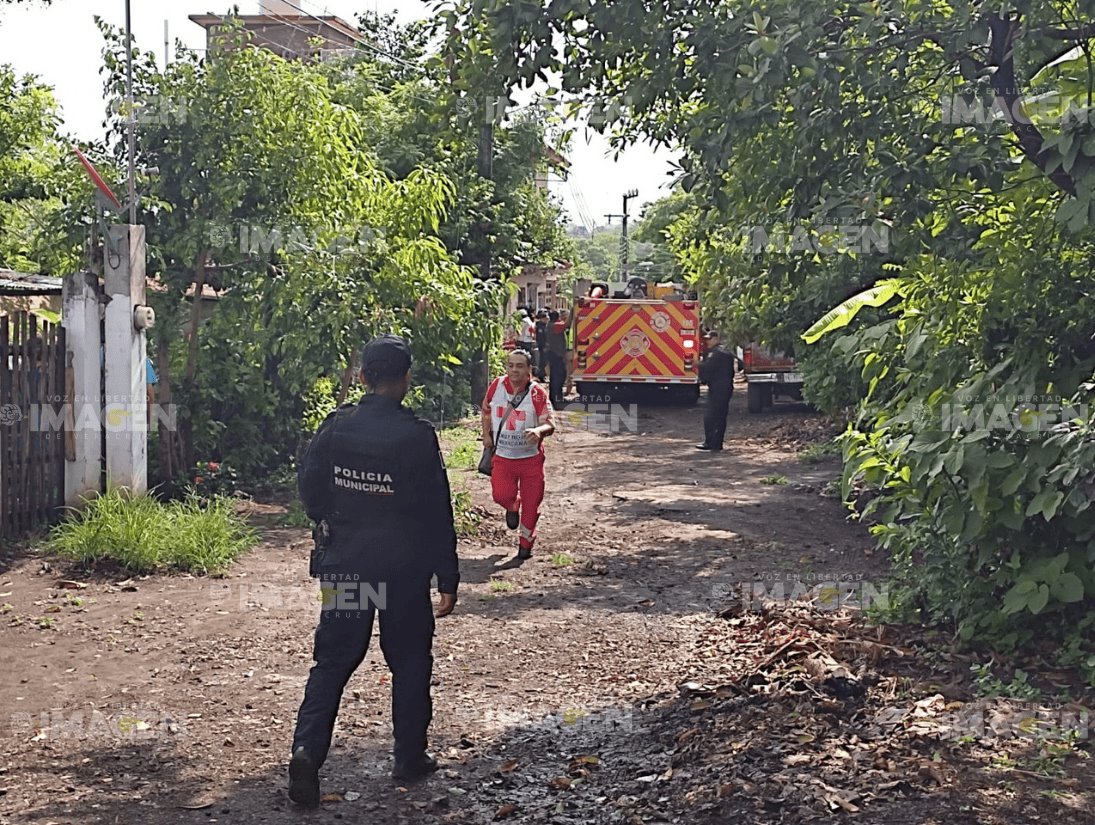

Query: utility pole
[[470, 91, 502, 405], [621, 188, 638, 279], [125, 0, 137, 225], [604, 188, 639, 280]]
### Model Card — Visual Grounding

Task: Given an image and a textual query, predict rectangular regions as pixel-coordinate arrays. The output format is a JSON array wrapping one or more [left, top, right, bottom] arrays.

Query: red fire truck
[[571, 289, 702, 404]]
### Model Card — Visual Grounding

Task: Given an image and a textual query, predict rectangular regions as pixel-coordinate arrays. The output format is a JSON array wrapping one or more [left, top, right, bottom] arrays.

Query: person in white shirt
[[480, 349, 556, 559]]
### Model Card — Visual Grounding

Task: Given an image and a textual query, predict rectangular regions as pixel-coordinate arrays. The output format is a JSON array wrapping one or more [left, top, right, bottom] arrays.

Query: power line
[[276, 0, 419, 71], [195, 11, 438, 109]]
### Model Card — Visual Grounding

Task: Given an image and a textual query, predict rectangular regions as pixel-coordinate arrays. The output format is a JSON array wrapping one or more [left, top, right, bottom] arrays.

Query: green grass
[[451, 481, 483, 538], [550, 552, 574, 567], [439, 423, 482, 471], [798, 440, 841, 464], [760, 475, 789, 486], [489, 579, 516, 593], [46, 488, 258, 576]]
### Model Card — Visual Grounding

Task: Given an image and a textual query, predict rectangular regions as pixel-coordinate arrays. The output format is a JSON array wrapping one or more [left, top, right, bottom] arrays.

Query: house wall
[[0, 294, 61, 318], [205, 19, 359, 59]]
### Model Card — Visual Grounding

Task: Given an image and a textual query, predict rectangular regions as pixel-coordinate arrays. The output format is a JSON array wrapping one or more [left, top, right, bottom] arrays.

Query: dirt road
[[1, 387, 1088, 824]]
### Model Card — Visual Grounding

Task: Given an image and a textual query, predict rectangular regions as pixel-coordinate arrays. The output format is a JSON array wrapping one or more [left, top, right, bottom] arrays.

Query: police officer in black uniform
[[288, 334, 460, 807], [697, 330, 735, 451]]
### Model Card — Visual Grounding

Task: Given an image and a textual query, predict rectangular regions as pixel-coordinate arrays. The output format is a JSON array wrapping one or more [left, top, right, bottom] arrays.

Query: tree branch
[[988, 14, 1078, 196]]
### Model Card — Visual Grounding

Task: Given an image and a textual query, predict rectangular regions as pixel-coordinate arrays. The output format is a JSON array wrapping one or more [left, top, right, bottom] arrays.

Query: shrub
[[191, 461, 239, 499], [46, 488, 257, 575]]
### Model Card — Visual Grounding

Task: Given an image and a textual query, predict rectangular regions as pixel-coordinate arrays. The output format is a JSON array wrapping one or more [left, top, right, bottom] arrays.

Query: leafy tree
[[324, 12, 574, 404], [98, 19, 475, 479], [448, 0, 1095, 670], [0, 66, 83, 274], [570, 227, 620, 282]]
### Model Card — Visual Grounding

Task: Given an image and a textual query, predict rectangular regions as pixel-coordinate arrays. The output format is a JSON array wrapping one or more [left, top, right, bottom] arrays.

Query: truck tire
[[747, 382, 765, 414]]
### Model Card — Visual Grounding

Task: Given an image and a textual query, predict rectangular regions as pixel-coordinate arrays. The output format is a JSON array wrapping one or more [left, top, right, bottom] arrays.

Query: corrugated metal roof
[[0, 270, 63, 294]]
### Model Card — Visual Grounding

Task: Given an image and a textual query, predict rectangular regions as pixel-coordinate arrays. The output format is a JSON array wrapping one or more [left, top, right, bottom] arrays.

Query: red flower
[[194, 476, 205, 484], [208, 462, 220, 472]]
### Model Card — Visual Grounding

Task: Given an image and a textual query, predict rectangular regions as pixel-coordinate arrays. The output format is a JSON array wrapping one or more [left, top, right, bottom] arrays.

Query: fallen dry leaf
[[498, 759, 519, 774], [494, 802, 518, 819]]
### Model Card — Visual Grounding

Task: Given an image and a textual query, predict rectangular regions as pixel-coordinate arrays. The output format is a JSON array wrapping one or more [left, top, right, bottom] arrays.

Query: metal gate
[[0, 311, 66, 539]]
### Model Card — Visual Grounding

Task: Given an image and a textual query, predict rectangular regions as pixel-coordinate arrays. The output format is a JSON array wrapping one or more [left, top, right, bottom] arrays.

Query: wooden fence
[[0, 311, 67, 540]]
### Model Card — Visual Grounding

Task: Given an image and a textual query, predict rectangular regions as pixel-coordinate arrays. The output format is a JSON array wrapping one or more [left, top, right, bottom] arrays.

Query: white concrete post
[[62, 272, 104, 505], [103, 225, 147, 493]]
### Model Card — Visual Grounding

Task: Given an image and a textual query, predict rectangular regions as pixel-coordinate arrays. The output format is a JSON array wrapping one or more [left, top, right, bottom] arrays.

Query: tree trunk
[[178, 250, 210, 473], [154, 335, 184, 487], [989, 15, 1079, 196], [336, 362, 355, 406]]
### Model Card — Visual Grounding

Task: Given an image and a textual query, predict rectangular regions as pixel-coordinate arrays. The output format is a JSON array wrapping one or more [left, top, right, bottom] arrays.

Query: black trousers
[[547, 352, 566, 404], [292, 576, 435, 766], [703, 386, 732, 448]]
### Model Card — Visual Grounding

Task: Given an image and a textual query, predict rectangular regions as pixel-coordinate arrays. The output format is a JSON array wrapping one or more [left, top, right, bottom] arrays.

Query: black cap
[[360, 334, 411, 381]]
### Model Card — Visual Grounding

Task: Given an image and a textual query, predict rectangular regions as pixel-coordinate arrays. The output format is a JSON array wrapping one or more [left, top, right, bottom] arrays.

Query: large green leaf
[[801, 280, 903, 344]]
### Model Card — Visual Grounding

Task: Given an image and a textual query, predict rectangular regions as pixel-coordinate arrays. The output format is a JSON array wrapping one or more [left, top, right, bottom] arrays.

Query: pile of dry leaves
[[447, 602, 1092, 824]]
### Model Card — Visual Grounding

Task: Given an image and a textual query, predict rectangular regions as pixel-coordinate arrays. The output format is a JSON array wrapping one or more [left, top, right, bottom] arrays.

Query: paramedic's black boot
[[393, 753, 439, 783], [288, 747, 320, 807], [505, 510, 520, 530], [517, 543, 532, 560]]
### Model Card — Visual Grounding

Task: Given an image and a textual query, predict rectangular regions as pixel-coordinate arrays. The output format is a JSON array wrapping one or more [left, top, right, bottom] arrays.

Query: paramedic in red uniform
[[481, 349, 556, 559]]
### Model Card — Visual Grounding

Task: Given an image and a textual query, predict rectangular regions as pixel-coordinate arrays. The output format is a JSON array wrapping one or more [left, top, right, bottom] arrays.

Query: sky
[[0, 0, 680, 230]]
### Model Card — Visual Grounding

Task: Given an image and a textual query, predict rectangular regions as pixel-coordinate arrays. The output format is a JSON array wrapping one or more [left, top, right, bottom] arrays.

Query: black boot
[[288, 747, 320, 807], [393, 752, 439, 783]]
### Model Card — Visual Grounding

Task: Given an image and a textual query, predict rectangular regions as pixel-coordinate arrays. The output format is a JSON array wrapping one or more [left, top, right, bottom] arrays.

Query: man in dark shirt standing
[[545, 310, 568, 406], [289, 334, 460, 806], [697, 330, 735, 452], [534, 309, 549, 380]]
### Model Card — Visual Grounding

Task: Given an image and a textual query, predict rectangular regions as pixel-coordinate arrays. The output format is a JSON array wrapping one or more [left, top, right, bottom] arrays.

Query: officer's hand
[[435, 592, 457, 618], [524, 428, 542, 445], [482, 433, 493, 449]]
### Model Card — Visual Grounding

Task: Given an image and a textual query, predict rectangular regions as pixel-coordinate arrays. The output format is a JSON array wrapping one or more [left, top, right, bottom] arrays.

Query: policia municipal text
[[288, 334, 460, 806]]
